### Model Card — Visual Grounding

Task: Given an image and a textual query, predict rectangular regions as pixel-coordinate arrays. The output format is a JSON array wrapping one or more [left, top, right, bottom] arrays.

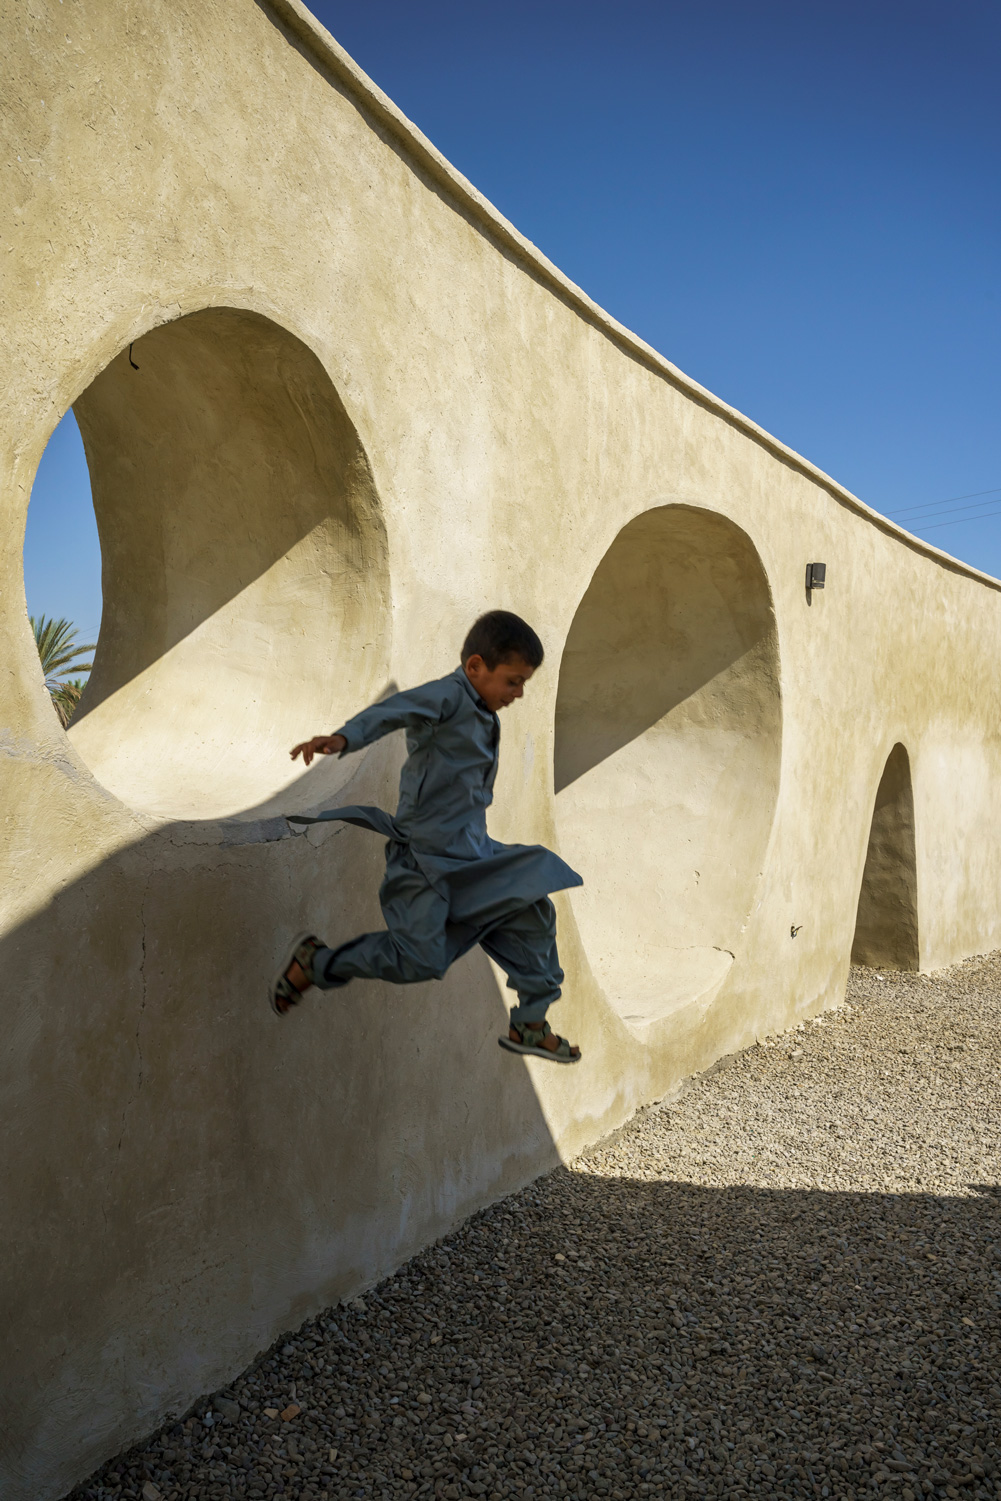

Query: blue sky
[[24, 0, 1000, 644]]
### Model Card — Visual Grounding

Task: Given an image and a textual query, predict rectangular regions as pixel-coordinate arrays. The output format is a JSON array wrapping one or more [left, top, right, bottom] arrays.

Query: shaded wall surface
[[3, 2, 1001, 1496], [851, 744, 920, 970]]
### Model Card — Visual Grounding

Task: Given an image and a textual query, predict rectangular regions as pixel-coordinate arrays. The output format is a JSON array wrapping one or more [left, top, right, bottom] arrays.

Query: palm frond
[[50, 677, 87, 728], [31, 615, 95, 685], [31, 615, 95, 726]]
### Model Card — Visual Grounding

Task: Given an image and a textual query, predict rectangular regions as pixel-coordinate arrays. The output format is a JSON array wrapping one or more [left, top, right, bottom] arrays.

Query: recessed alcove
[[45, 307, 390, 819], [851, 743, 919, 970], [553, 504, 782, 1034]]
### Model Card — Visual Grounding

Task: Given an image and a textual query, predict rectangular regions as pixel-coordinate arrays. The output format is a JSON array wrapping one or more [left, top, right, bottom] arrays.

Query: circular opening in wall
[[38, 307, 390, 820], [24, 406, 102, 723], [553, 504, 781, 1035]]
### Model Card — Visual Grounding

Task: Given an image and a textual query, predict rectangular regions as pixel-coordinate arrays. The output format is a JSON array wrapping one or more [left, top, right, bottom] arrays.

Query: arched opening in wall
[[554, 505, 781, 1035], [30, 307, 390, 820], [851, 743, 919, 970]]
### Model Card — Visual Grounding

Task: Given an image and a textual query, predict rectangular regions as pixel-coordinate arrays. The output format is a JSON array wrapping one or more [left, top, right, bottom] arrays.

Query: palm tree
[[31, 615, 95, 727], [50, 676, 89, 726]]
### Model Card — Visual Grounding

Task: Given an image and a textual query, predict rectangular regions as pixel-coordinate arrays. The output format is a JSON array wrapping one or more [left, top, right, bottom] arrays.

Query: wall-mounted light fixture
[[805, 562, 826, 592]]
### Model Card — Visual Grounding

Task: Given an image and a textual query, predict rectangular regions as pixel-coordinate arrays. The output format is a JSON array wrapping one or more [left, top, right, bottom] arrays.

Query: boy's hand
[[290, 734, 346, 766]]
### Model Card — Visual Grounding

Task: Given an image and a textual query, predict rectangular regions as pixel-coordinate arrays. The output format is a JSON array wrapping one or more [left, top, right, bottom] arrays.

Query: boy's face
[[464, 653, 535, 712]]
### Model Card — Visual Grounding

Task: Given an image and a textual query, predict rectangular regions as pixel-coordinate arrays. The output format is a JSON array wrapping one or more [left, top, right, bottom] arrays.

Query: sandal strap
[[512, 1020, 574, 1058], [273, 975, 302, 1011], [511, 1020, 549, 1045], [290, 935, 323, 986]]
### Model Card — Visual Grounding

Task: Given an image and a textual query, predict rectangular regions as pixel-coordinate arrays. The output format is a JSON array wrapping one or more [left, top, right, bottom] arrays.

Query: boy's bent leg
[[479, 897, 564, 1025], [313, 929, 442, 988], [312, 847, 454, 990], [483, 899, 580, 1061]]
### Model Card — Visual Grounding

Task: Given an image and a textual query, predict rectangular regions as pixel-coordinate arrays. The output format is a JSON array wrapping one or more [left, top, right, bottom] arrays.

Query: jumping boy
[[272, 611, 582, 1063]]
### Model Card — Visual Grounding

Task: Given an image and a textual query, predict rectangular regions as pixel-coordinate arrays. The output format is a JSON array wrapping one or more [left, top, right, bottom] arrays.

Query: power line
[[891, 494, 1001, 525], [887, 485, 1001, 518], [918, 507, 1001, 532]]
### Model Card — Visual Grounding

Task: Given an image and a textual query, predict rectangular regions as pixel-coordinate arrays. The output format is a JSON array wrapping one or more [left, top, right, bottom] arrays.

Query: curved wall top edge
[[265, 0, 1000, 595]]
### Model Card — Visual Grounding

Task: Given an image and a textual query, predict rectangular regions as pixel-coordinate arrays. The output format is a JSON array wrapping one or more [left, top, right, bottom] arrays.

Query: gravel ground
[[69, 957, 1001, 1501]]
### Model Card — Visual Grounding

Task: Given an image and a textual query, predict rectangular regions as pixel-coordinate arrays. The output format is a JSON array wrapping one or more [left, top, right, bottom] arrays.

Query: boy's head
[[461, 610, 544, 712]]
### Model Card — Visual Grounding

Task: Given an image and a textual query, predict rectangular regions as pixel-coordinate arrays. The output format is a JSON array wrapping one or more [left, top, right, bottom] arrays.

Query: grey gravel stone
[[65, 957, 1001, 1500]]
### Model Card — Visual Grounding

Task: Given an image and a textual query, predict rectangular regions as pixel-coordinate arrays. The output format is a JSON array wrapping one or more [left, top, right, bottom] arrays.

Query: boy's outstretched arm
[[290, 677, 462, 766], [290, 733, 346, 766]]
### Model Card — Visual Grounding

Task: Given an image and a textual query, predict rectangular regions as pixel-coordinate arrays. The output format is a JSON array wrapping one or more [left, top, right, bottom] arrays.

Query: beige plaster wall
[[3, 2, 1001, 1495], [71, 306, 390, 817]]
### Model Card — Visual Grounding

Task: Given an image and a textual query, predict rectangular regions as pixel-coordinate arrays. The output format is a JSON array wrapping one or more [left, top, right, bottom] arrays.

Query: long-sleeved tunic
[[287, 666, 582, 928]]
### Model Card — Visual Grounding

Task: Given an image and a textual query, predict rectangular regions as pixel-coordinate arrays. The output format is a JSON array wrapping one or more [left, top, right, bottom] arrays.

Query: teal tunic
[[288, 666, 582, 924], [287, 667, 582, 1017]]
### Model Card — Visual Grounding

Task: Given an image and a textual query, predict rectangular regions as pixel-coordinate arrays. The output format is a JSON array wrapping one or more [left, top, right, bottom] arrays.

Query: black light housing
[[806, 562, 827, 592]]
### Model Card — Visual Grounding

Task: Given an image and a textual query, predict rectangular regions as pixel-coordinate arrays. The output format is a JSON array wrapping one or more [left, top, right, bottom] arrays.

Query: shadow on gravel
[[67, 1168, 1001, 1501]]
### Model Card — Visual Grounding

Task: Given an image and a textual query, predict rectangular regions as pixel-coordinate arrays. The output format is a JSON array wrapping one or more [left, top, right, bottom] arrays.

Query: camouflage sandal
[[498, 1019, 581, 1065], [270, 933, 325, 1017]]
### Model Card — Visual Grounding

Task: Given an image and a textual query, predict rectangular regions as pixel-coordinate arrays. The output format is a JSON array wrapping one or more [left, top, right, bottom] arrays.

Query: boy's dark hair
[[461, 610, 544, 670]]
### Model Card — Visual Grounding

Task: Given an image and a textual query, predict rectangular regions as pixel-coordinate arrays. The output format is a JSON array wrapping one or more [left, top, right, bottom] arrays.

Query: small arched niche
[[851, 743, 919, 970], [59, 307, 389, 819], [554, 504, 781, 1034]]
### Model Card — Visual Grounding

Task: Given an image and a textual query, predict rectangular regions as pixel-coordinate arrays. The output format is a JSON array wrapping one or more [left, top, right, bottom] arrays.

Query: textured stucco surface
[[3, 2, 1001, 1496]]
